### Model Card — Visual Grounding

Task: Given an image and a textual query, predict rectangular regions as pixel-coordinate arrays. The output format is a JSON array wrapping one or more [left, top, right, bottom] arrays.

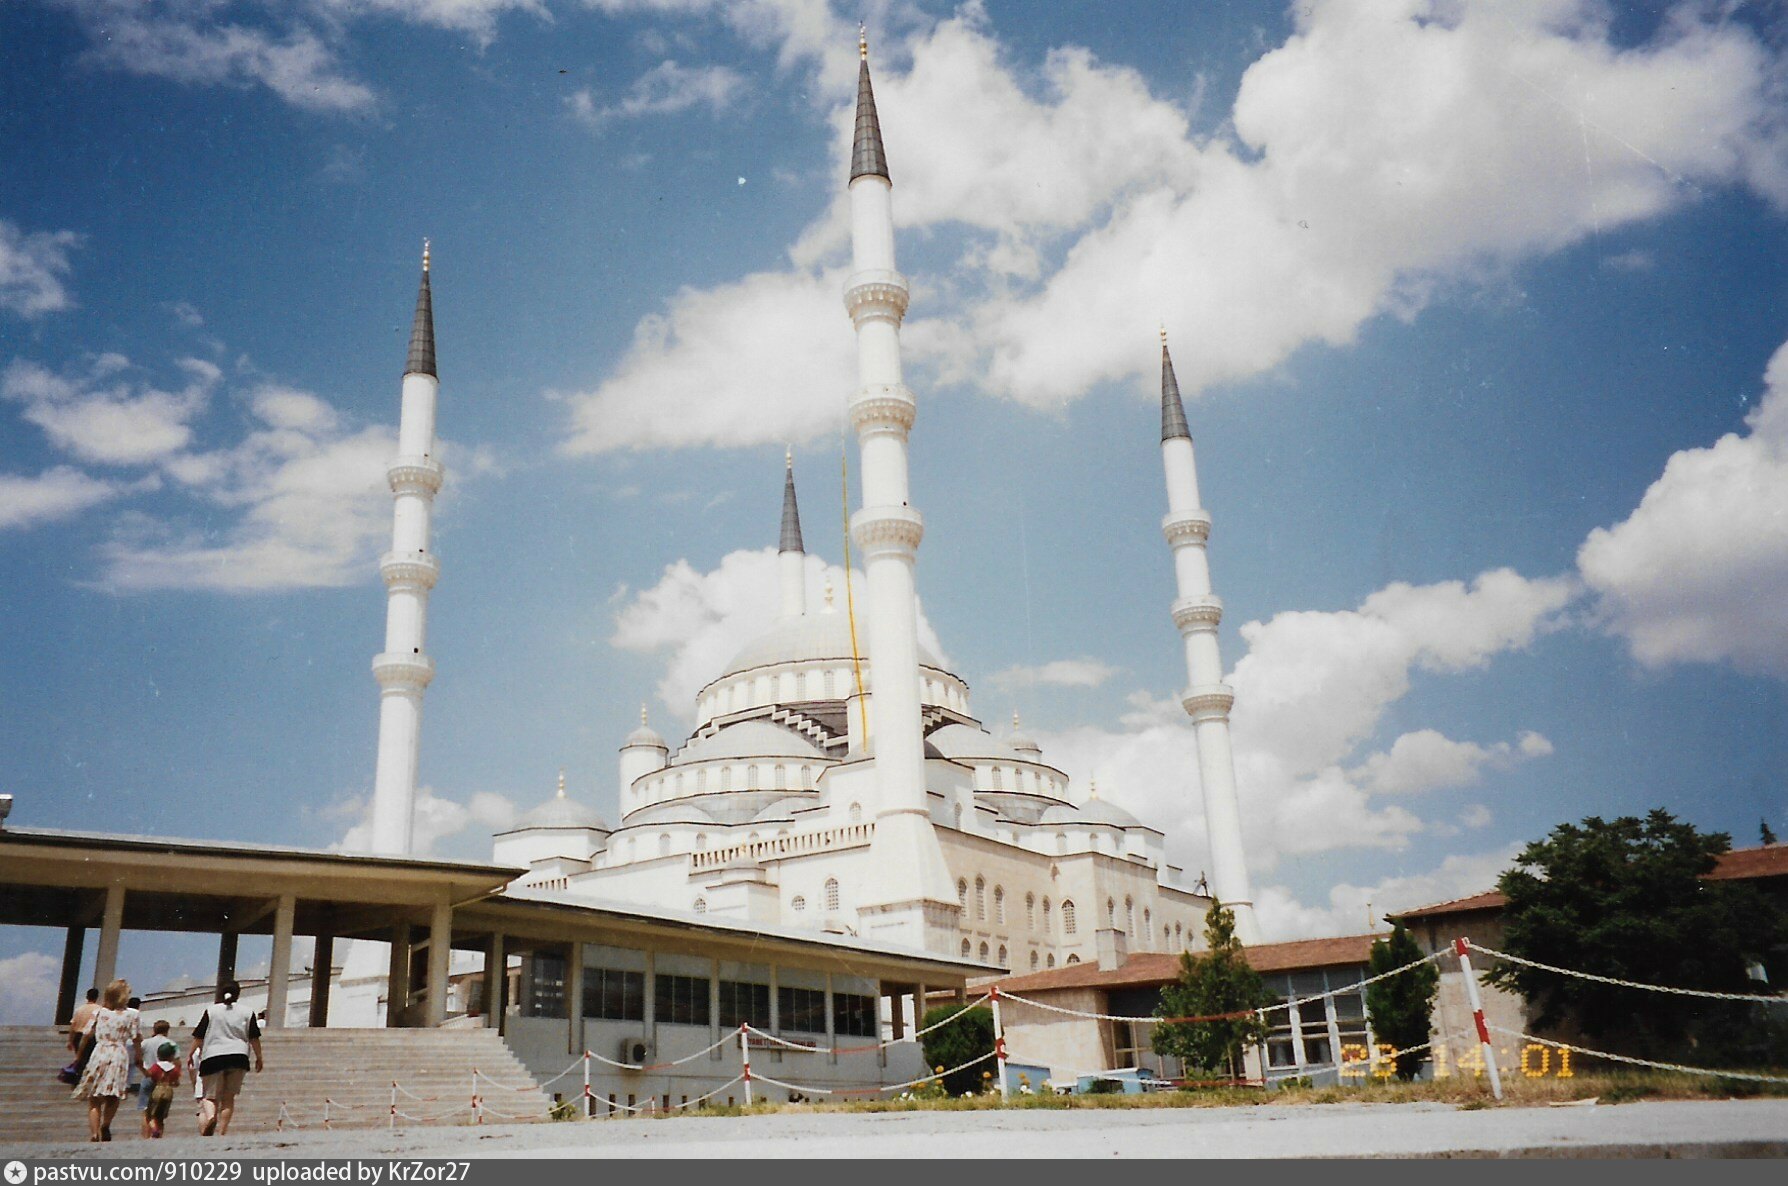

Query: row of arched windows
[[789, 878, 842, 914], [958, 880, 1082, 937]]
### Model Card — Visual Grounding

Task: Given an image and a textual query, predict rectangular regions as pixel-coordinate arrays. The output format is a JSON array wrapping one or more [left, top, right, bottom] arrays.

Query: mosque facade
[[456, 38, 1259, 970]]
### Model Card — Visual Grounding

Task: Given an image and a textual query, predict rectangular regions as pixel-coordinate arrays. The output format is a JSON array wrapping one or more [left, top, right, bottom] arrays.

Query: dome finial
[[859, 22, 868, 60], [640, 702, 649, 726], [556, 768, 566, 798], [823, 578, 836, 610], [1012, 710, 1021, 730], [1089, 776, 1099, 800], [785, 443, 793, 471], [422, 237, 431, 274]]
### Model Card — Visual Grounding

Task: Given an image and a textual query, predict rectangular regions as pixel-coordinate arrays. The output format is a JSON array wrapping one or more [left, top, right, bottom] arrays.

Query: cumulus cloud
[[1031, 568, 1569, 878], [1351, 728, 1553, 796], [1578, 337, 1788, 676], [336, 785, 522, 857], [1253, 844, 1521, 941], [0, 951, 60, 1025], [610, 546, 947, 715], [2, 355, 218, 466], [0, 466, 121, 531], [0, 218, 81, 318], [567, 60, 747, 128], [987, 658, 1119, 690], [562, 2, 1788, 446]]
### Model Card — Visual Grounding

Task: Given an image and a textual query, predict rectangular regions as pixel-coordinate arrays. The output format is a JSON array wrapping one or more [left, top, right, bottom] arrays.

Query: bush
[[918, 1004, 994, 1097], [1084, 1078, 1124, 1095]]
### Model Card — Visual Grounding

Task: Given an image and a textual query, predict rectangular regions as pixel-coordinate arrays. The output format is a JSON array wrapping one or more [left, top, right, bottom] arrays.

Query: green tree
[[1763, 818, 1779, 846], [1151, 903, 1273, 1080], [1486, 809, 1786, 1060], [1365, 924, 1440, 1080], [918, 1004, 994, 1097]]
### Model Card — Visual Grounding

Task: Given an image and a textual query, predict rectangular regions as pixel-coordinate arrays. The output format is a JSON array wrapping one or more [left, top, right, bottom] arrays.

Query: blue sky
[[1, 0, 1786, 1008]]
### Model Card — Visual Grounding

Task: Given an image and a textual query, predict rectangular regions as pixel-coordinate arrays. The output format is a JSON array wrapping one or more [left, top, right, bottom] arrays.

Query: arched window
[[823, 670, 836, 698], [774, 764, 787, 790], [693, 897, 707, 914], [791, 895, 806, 912], [978, 942, 989, 962], [991, 766, 1004, 790], [994, 885, 1005, 926], [1105, 897, 1115, 927], [997, 945, 1008, 967], [658, 833, 671, 856], [1061, 900, 1077, 935], [1046, 954, 1056, 969], [696, 767, 708, 792], [974, 876, 986, 920], [961, 939, 971, 957], [957, 879, 968, 910], [1042, 897, 1052, 931], [1174, 921, 1183, 946], [1029, 951, 1039, 971], [747, 764, 760, 789], [1055, 832, 1067, 854], [1025, 893, 1036, 930], [1125, 897, 1135, 937], [1164, 924, 1171, 948], [1066, 954, 1080, 965], [848, 802, 861, 822], [824, 878, 840, 913], [695, 832, 707, 849], [953, 803, 964, 828]]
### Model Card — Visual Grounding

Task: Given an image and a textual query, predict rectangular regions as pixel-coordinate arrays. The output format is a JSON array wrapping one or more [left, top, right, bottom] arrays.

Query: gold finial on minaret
[[422, 238, 431, 274], [785, 444, 793, 471], [859, 23, 868, 59], [1159, 322, 1168, 346], [556, 767, 566, 798]]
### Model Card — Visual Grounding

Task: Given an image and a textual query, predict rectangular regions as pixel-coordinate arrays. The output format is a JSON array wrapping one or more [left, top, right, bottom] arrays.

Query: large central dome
[[721, 608, 944, 678]]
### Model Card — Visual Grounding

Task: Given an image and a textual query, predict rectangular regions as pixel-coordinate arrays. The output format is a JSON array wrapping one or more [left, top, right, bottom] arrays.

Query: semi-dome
[[927, 722, 1021, 761], [622, 799, 718, 826], [752, 793, 819, 822], [677, 719, 828, 761], [1038, 795, 1140, 829], [722, 610, 942, 678]]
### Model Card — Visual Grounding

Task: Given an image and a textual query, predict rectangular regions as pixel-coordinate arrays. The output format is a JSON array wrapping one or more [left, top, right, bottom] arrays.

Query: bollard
[[1454, 937, 1503, 1101], [739, 1026, 753, 1107], [990, 986, 1010, 1103]]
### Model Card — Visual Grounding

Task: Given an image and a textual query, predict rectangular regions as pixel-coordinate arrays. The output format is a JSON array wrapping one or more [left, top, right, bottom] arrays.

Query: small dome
[[1037, 795, 1140, 829], [752, 793, 818, 822], [624, 704, 668, 750], [621, 799, 717, 826], [927, 722, 1021, 761], [161, 973, 198, 994], [1007, 712, 1041, 755], [518, 772, 609, 830]]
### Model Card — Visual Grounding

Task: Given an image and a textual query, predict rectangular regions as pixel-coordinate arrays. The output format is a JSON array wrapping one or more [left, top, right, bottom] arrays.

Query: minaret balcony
[[843, 269, 910, 321], [387, 455, 445, 496], [372, 651, 436, 690], [850, 505, 924, 556], [1161, 508, 1212, 546], [1171, 594, 1224, 632], [1181, 683, 1235, 721], [849, 383, 916, 434], [380, 550, 441, 590]]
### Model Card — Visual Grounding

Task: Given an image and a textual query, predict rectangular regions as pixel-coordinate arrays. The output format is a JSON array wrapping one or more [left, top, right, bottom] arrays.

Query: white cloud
[[987, 658, 1119, 690], [0, 466, 120, 531], [2, 356, 218, 466], [558, 268, 855, 454], [0, 218, 81, 318], [1253, 844, 1521, 941], [318, 0, 548, 42], [1578, 337, 1788, 676], [1351, 727, 1554, 796], [0, 951, 60, 1025], [336, 785, 522, 857], [568, 60, 747, 128], [45, 0, 378, 112], [610, 547, 947, 715]]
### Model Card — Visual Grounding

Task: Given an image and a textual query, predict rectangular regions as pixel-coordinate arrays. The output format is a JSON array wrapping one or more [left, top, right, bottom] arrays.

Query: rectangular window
[[655, 973, 712, 1027], [583, 968, 644, 1022], [777, 986, 826, 1034], [718, 979, 771, 1030], [523, 952, 566, 1019], [833, 993, 878, 1039]]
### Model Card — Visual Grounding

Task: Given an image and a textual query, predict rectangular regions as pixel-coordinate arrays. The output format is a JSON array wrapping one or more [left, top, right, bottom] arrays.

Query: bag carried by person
[[57, 1062, 80, 1085]]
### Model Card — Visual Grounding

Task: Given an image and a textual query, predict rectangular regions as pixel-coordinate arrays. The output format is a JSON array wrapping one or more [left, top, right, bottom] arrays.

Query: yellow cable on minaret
[[840, 443, 869, 747]]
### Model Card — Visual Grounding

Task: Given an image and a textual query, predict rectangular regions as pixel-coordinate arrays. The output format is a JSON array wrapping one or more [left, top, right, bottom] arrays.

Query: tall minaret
[[1158, 329, 1259, 942], [779, 447, 806, 619], [368, 242, 444, 856], [845, 32, 959, 950]]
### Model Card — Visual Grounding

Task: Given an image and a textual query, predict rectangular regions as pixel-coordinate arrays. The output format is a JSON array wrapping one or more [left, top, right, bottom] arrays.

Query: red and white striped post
[[582, 1051, 593, 1119], [739, 1026, 754, 1107], [389, 1081, 398, 1130], [323, 1099, 332, 1131], [989, 986, 1010, 1103], [471, 1070, 482, 1125], [1453, 937, 1503, 1100]]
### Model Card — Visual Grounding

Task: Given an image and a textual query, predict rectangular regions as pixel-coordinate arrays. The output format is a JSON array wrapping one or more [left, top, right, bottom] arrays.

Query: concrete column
[[55, 926, 86, 1026], [214, 931, 239, 1000], [386, 923, 411, 1028], [93, 885, 124, 992], [424, 900, 452, 1027], [824, 972, 836, 1066], [889, 985, 905, 1041], [265, 894, 296, 1029], [566, 942, 584, 1056], [308, 934, 334, 1029], [484, 932, 505, 1033]]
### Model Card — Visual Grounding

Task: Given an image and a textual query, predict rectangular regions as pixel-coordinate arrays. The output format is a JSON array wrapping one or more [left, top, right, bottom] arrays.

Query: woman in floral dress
[[73, 978, 140, 1142]]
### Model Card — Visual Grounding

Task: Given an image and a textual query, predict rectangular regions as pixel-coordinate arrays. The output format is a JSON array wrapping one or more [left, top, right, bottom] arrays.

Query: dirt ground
[[6, 1099, 1786, 1159]]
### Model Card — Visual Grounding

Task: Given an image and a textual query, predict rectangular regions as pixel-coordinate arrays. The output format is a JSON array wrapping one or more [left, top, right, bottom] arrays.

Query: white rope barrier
[[1485, 1025, 1788, 1085], [584, 1028, 740, 1071], [1466, 941, 1788, 1005]]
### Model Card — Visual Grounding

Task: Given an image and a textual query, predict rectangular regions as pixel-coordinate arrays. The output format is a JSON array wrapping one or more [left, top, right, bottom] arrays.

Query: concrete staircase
[[0, 1026, 552, 1146]]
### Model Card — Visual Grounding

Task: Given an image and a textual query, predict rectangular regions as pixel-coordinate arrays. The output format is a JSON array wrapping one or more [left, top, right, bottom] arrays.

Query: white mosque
[[366, 35, 1259, 973]]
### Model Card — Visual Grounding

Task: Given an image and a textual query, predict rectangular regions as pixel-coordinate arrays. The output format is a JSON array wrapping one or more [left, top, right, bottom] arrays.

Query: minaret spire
[[844, 31, 958, 951], [369, 244, 446, 855], [1156, 325, 1258, 941], [778, 447, 807, 618]]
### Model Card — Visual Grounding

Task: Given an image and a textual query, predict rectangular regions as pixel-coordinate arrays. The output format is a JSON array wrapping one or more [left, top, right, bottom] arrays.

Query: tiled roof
[[990, 934, 1377, 995], [1390, 844, 1786, 922]]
